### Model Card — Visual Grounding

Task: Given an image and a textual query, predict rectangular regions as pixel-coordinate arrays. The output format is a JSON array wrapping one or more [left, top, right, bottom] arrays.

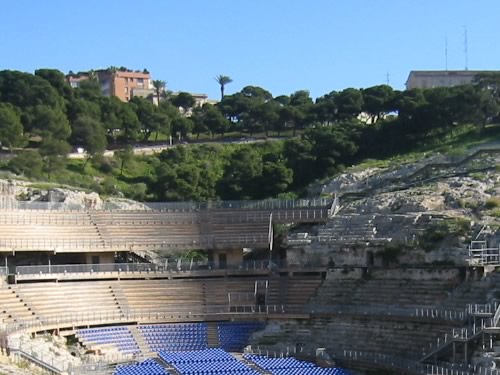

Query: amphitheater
[[1, 146, 500, 375]]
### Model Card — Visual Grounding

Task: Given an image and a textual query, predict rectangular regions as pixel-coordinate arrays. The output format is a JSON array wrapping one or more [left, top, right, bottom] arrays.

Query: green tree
[[118, 103, 140, 142], [39, 138, 70, 179], [28, 105, 71, 140], [215, 75, 233, 101], [35, 69, 73, 100], [131, 97, 160, 141], [171, 117, 193, 139], [260, 161, 293, 197], [8, 151, 43, 178], [115, 145, 134, 176], [75, 78, 102, 100], [362, 85, 395, 123], [172, 92, 196, 114], [152, 79, 166, 105], [335, 88, 364, 120], [0, 103, 24, 152], [71, 116, 107, 170], [218, 146, 263, 199]]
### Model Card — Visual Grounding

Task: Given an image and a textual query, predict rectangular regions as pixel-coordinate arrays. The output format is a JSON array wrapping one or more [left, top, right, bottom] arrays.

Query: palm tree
[[152, 79, 166, 105], [215, 75, 233, 101]]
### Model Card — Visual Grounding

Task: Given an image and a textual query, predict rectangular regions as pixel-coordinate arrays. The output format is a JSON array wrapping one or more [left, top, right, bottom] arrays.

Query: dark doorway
[[366, 251, 374, 267], [218, 253, 227, 269]]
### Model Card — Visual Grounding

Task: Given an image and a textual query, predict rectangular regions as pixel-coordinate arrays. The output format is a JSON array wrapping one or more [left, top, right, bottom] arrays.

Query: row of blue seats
[[80, 326, 128, 333], [159, 348, 233, 363], [115, 359, 170, 375], [243, 355, 351, 375], [218, 322, 265, 352], [158, 349, 260, 375], [149, 345, 207, 352], [114, 350, 351, 375], [77, 327, 140, 355]]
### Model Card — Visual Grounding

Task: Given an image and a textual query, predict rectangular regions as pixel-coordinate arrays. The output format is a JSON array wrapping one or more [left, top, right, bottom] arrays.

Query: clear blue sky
[[1, 0, 498, 100]]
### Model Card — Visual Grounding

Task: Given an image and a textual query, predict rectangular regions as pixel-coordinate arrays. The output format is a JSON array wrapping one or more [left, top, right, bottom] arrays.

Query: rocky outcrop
[[0, 179, 149, 211]]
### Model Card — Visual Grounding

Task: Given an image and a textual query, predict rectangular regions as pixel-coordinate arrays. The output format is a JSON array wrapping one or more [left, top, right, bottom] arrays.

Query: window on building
[[125, 87, 129, 94], [137, 78, 144, 84]]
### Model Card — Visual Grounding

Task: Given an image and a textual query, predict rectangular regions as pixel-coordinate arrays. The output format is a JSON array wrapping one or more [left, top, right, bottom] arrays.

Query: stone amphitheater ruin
[[0, 145, 500, 375]]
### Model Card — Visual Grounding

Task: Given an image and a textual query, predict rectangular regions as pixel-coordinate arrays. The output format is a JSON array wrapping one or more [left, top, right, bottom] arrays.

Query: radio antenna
[[464, 26, 469, 70]]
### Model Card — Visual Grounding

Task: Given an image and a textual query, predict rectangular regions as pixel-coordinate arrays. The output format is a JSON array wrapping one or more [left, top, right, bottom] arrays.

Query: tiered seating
[[210, 211, 270, 246], [90, 211, 201, 249], [317, 214, 385, 245], [285, 278, 322, 305], [139, 323, 208, 352], [217, 322, 265, 351], [306, 317, 453, 360], [348, 279, 455, 307], [0, 285, 35, 323], [13, 281, 120, 317], [0, 210, 102, 250], [119, 280, 206, 313], [311, 275, 460, 308], [244, 354, 350, 375], [159, 348, 259, 375], [77, 326, 140, 355], [115, 358, 170, 375]]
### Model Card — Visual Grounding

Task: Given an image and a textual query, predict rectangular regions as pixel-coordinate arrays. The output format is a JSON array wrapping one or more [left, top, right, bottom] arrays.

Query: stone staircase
[[128, 325, 155, 357], [207, 322, 220, 348], [154, 356, 181, 375], [232, 353, 271, 375], [110, 285, 129, 316]]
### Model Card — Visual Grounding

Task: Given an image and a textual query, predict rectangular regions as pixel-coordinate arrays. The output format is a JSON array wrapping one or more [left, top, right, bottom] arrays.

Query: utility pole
[[464, 26, 469, 71], [445, 34, 448, 71], [386, 72, 390, 85]]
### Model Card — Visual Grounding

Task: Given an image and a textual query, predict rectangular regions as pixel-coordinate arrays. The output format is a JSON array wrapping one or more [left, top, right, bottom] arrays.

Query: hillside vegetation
[[0, 69, 500, 201]]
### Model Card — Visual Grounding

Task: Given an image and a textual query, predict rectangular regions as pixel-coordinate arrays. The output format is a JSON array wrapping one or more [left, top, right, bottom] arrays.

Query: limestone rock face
[[0, 179, 149, 211]]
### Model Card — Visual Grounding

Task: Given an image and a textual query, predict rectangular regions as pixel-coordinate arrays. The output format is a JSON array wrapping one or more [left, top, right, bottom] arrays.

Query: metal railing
[[0, 233, 272, 251], [4, 304, 303, 334], [15, 260, 283, 276], [341, 350, 500, 375], [422, 315, 496, 360], [467, 246, 500, 266], [4, 198, 333, 212], [309, 304, 468, 321]]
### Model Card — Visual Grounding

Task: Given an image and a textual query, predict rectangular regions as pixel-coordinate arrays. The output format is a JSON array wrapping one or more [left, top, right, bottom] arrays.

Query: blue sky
[[0, 0, 498, 99]]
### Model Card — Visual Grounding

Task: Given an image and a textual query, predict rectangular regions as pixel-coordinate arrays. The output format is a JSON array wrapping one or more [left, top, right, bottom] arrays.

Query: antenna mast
[[464, 26, 469, 70], [445, 34, 448, 71]]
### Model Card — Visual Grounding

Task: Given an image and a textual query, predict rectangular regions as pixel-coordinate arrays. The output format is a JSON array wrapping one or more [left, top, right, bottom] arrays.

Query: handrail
[[2, 198, 333, 212], [492, 302, 500, 327], [10, 348, 63, 374], [341, 350, 500, 375], [3, 304, 306, 334], [14, 260, 292, 276], [309, 304, 468, 321]]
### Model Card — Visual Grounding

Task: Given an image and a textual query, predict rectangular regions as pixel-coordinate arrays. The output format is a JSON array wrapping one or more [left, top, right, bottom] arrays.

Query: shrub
[[485, 197, 500, 209], [379, 245, 403, 265]]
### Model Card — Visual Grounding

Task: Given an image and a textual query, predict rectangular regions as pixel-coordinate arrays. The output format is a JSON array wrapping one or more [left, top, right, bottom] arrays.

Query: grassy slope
[[348, 124, 500, 173], [1, 124, 499, 200]]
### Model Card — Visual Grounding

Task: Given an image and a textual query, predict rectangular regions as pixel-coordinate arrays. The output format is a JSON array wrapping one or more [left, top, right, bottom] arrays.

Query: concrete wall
[[210, 248, 243, 268], [84, 252, 115, 264]]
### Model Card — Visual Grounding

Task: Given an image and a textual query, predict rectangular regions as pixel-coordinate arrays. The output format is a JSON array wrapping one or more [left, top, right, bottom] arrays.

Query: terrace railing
[[4, 198, 333, 212], [309, 304, 468, 322], [14, 260, 286, 276], [4, 304, 305, 334], [341, 350, 500, 375], [0, 233, 272, 252]]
